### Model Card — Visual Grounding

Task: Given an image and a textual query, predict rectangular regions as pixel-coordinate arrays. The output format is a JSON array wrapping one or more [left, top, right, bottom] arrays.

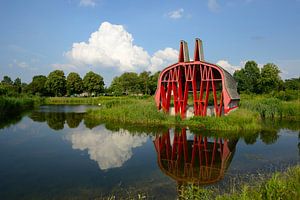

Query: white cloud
[[167, 8, 184, 19], [67, 128, 148, 170], [216, 60, 240, 74], [79, 0, 96, 7], [149, 48, 178, 72], [208, 0, 220, 12], [66, 22, 178, 73]]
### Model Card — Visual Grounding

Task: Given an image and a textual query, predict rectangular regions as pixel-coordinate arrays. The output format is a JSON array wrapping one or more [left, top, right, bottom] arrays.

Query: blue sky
[[0, 0, 299, 85]]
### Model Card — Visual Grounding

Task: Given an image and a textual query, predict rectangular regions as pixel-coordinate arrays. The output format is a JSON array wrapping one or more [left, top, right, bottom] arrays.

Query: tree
[[13, 77, 22, 93], [148, 71, 160, 95], [284, 78, 300, 90], [109, 72, 141, 95], [109, 76, 123, 95], [83, 71, 104, 96], [66, 72, 83, 95], [45, 70, 66, 96], [139, 71, 151, 95], [1, 76, 13, 85], [260, 63, 281, 93], [28, 75, 47, 96], [233, 61, 261, 93]]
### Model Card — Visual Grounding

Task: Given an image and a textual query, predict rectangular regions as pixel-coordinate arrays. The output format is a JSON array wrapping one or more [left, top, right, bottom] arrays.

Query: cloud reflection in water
[[67, 128, 148, 170]]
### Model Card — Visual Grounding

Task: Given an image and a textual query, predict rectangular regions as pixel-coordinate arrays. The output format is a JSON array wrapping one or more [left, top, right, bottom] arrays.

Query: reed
[[0, 97, 35, 118], [179, 166, 300, 200]]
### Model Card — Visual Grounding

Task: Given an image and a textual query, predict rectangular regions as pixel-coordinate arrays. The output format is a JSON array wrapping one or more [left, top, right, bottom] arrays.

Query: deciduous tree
[[45, 70, 67, 96], [66, 72, 83, 95], [83, 71, 104, 96], [260, 63, 281, 93]]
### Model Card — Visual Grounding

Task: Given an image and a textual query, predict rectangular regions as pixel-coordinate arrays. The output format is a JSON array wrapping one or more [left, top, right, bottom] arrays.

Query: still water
[[0, 105, 299, 199]]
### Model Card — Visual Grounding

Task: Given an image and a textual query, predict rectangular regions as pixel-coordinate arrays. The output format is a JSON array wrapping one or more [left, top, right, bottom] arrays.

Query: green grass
[[86, 97, 262, 132], [179, 166, 300, 200], [87, 97, 175, 126], [82, 94, 299, 132], [0, 97, 36, 118], [0, 96, 38, 128], [37, 93, 300, 132], [239, 94, 300, 121]]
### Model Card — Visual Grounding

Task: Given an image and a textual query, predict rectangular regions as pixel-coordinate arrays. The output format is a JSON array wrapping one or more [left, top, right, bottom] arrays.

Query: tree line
[[233, 61, 299, 94], [0, 61, 299, 97], [0, 70, 160, 97]]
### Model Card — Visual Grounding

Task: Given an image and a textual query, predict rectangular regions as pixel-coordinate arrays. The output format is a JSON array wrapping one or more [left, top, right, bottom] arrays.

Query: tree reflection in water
[[29, 111, 85, 130], [153, 128, 238, 193]]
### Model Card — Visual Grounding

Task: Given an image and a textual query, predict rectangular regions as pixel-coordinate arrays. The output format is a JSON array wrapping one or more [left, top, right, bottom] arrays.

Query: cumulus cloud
[[149, 48, 178, 72], [208, 0, 220, 12], [167, 8, 184, 19], [67, 128, 148, 170], [66, 22, 178, 72], [79, 0, 96, 7], [216, 60, 240, 74]]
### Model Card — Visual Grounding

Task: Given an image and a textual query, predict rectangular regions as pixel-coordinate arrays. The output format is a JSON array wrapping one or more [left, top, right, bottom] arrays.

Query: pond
[[0, 105, 299, 199]]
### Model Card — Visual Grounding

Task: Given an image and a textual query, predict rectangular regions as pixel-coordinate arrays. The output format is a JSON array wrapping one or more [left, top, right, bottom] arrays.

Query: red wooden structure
[[153, 128, 237, 186], [155, 39, 240, 118]]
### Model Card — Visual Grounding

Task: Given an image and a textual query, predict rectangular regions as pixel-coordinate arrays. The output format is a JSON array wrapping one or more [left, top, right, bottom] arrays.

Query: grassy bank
[[0, 97, 42, 128], [239, 94, 299, 121], [44, 96, 130, 105], [0, 97, 36, 118], [179, 166, 300, 200], [42, 94, 299, 131], [86, 95, 298, 131]]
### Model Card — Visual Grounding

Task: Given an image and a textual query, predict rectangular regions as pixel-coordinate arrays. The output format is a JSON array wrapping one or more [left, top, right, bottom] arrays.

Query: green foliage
[[1, 75, 13, 85], [66, 72, 83, 95], [139, 71, 151, 94], [83, 71, 104, 95], [45, 70, 67, 96], [0, 76, 23, 96], [274, 90, 299, 101], [109, 72, 141, 95], [187, 108, 260, 131], [233, 61, 260, 93], [179, 185, 213, 200], [260, 63, 282, 93], [108, 71, 160, 95], [13, 77, 22, 93], [179, 166, 300, 200], [27, 75, 47, 96], [0, 97, 35, 120], [240, 94, 299, 121], [233, 62, 285, 94], [88, 97, 171, 125], [284, 77, 300, 90]]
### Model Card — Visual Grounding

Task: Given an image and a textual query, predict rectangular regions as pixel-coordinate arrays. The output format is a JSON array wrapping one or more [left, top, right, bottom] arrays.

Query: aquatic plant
[[179, 166, 300, 200]]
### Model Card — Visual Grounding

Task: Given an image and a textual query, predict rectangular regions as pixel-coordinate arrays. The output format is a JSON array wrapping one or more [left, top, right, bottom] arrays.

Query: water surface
[[0, 105, 299, 199]]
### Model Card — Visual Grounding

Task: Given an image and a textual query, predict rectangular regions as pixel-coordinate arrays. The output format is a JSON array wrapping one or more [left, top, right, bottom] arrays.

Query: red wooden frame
[[153, 128, 235, 185], [155, 39, 238, 118]]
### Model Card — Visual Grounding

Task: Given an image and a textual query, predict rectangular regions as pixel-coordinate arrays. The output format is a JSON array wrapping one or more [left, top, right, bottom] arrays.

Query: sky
[[0, 0, 299, 85]]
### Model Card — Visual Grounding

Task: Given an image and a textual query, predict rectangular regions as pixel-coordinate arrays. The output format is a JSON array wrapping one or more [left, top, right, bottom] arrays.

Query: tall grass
[[187, 108, 260, 131], [44, 94, 299, 131], [88, 98, 174, 125], [179, 166, 300, 200], [240, 94, 299, 121], [0, 97, 35, 118], [44, 96, 148, 105]]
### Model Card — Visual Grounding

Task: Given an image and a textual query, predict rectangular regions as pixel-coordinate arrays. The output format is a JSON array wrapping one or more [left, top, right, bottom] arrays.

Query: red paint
[[155, 39, 239, 118]]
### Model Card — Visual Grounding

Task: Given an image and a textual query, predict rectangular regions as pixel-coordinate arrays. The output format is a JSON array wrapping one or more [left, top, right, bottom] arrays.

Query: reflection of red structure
[[155, 39, 240, 118], [153, 128, 237, 186]]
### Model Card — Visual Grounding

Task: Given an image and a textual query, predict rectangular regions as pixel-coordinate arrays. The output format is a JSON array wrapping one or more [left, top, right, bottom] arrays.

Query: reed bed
[[179, 166, 300, 200], [0, 97, 35, 118]]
